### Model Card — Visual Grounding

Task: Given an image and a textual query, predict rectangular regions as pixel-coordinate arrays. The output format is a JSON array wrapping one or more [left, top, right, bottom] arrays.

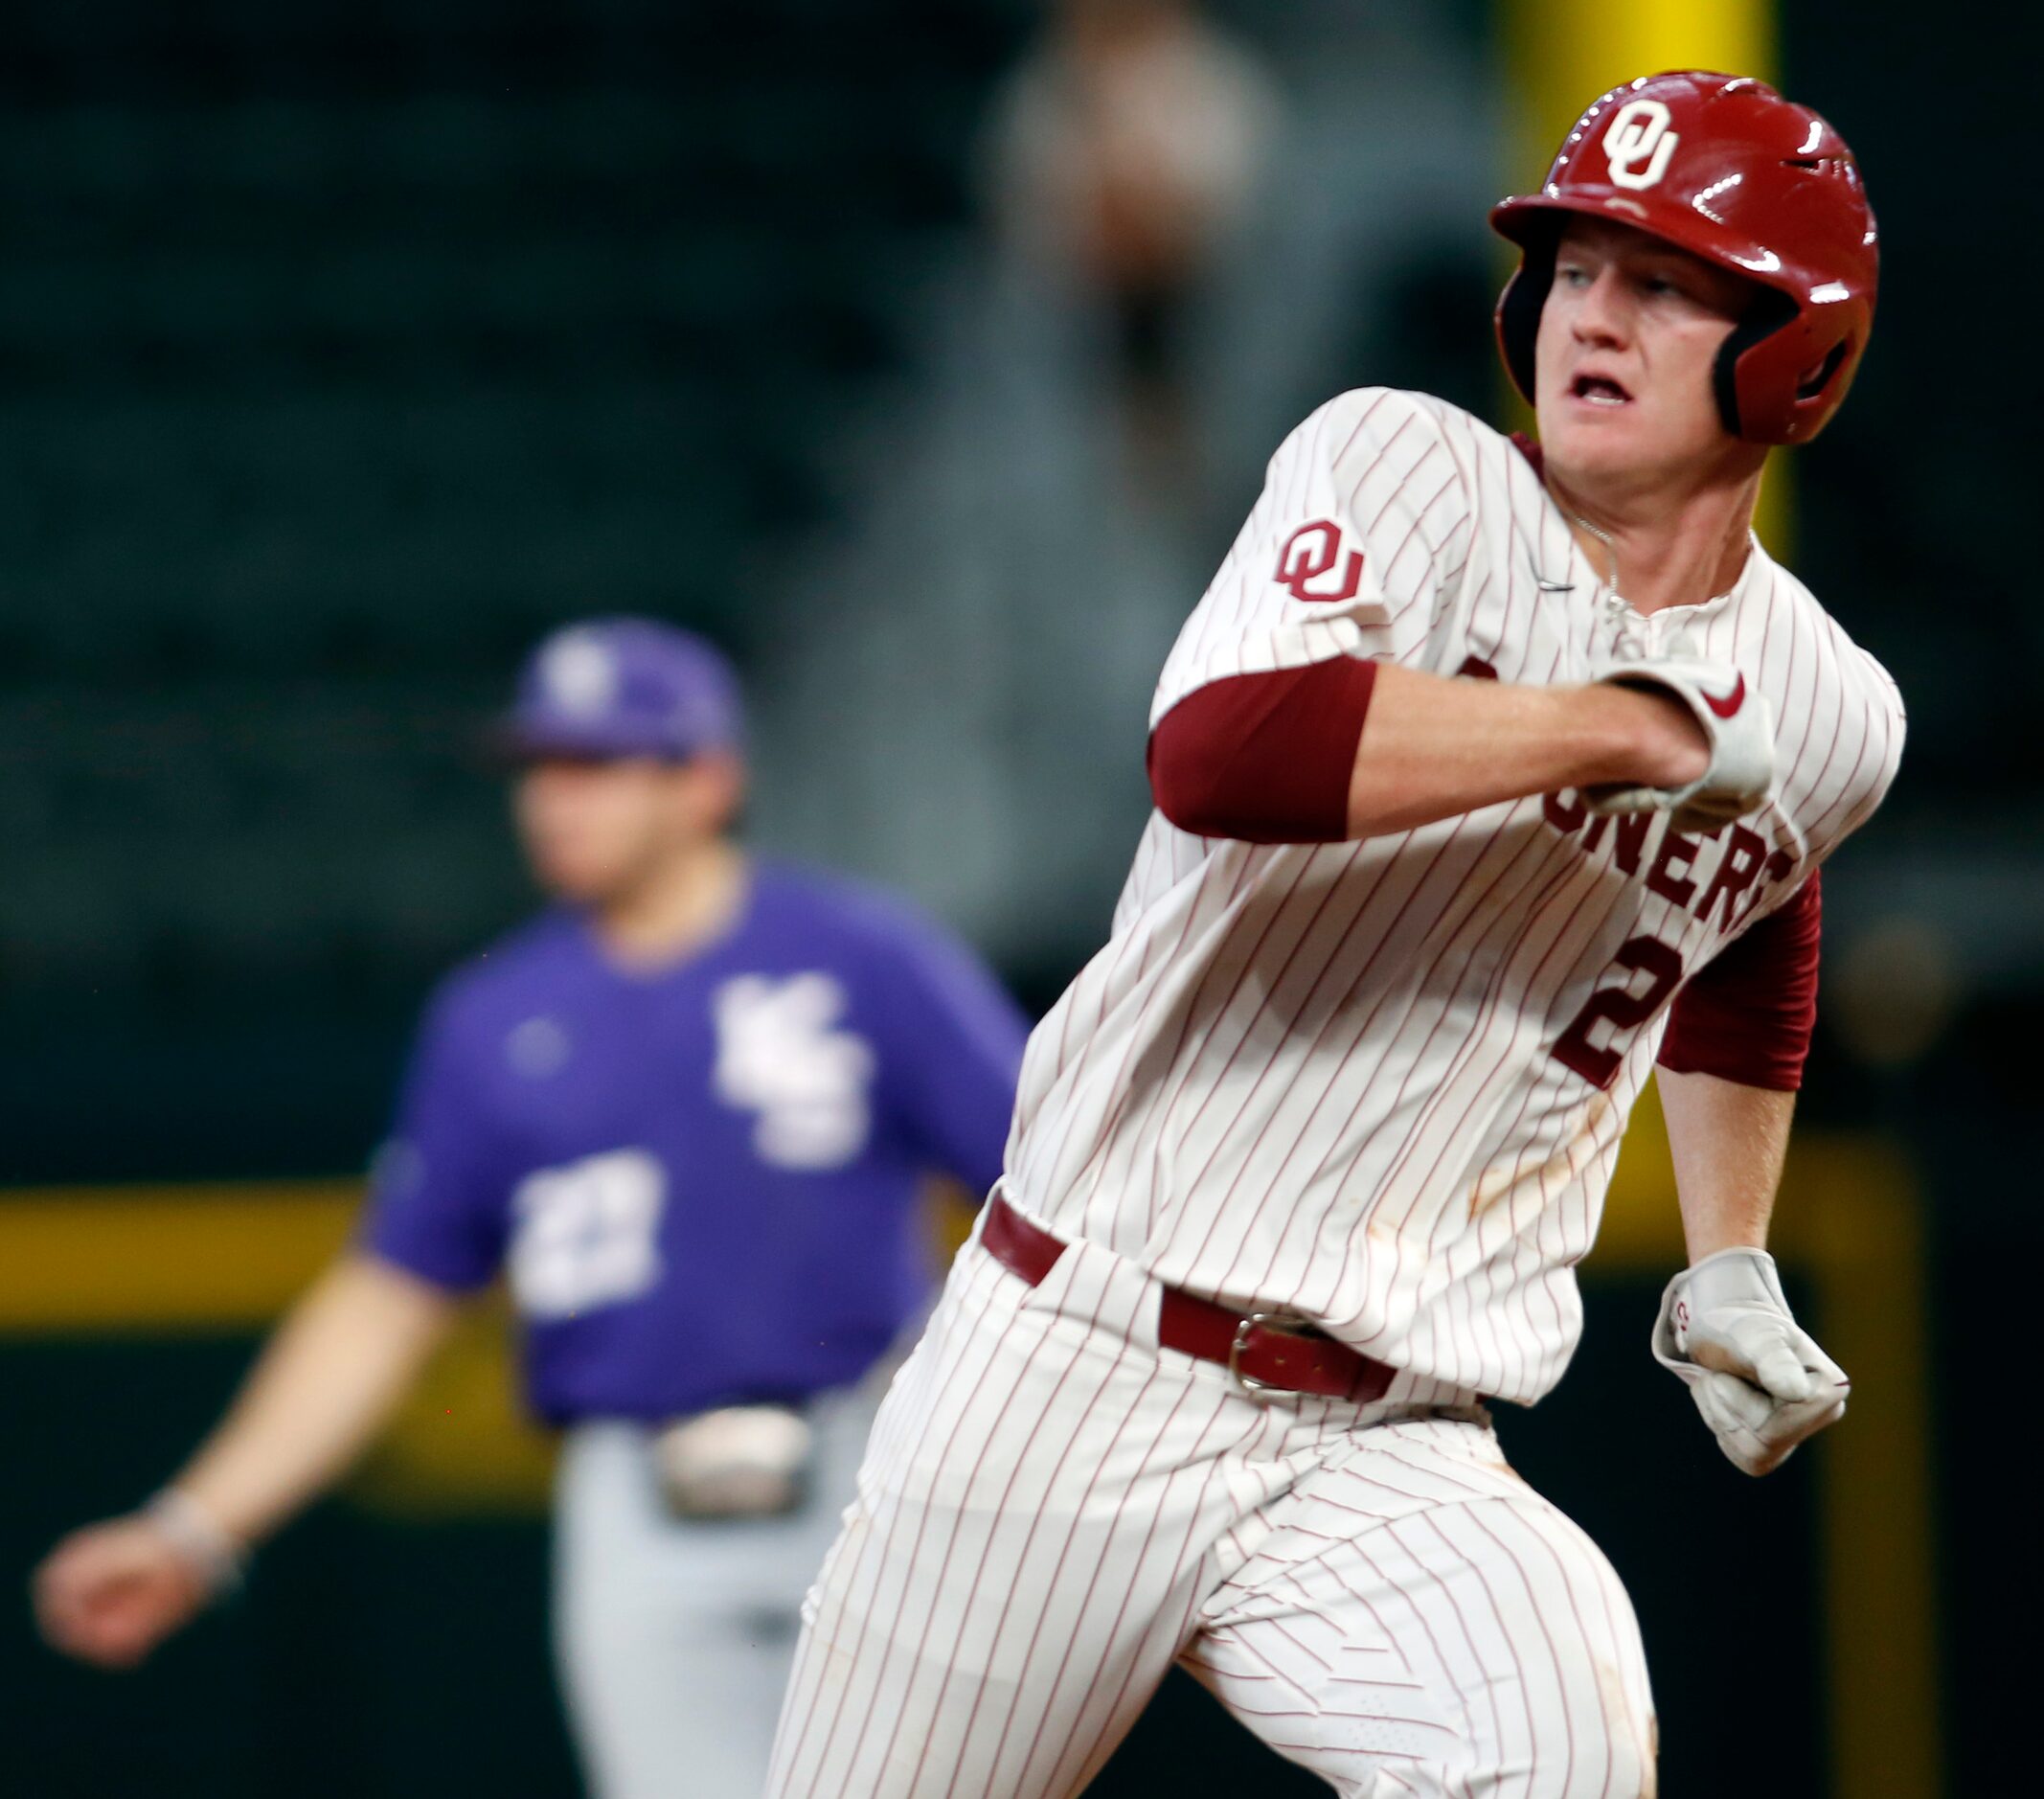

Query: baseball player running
[[768, 72, 1901, 1798], [33, 620, 1029, 1799]]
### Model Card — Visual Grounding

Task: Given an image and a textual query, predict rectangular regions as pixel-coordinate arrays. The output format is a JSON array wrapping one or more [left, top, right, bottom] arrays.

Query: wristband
[[147, 1489, 249, 1595]]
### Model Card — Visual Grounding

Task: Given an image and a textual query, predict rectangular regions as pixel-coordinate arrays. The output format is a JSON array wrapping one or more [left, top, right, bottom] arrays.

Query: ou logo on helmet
[[1603, 98, 1680, 190]]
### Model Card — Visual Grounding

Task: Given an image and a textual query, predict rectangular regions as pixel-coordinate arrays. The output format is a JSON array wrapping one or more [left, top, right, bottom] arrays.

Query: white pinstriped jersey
[[1002, 386, 1904, 1405]]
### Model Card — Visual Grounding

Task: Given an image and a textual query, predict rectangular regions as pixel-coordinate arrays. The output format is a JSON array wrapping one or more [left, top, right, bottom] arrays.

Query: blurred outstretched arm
[[32, 1251, 455, 1669]]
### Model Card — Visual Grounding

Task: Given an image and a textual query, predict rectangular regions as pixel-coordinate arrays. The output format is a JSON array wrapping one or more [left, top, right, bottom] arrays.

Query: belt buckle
[[1227, 1311, 1317, 1399]]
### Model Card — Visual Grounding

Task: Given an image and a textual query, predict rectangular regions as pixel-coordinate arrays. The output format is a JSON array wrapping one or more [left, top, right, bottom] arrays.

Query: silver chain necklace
[[1566, 510, 1622, 596], [1565, 511, 1649, 658]]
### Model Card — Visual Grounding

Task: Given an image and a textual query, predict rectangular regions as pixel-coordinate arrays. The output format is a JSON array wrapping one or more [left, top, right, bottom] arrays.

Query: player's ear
[[681, 749, 746, 835]]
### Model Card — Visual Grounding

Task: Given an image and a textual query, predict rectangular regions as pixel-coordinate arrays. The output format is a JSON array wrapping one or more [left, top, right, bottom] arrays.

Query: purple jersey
[[362, 861, 1027, 1424]]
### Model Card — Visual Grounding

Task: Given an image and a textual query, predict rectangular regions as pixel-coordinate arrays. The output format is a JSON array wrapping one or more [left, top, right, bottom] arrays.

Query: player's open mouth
[[1570, 374, 1632, 406]]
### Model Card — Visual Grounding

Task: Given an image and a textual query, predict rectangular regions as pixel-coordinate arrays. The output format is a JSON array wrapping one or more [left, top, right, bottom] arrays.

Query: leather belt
[[981, 1195, 1395, 1404]]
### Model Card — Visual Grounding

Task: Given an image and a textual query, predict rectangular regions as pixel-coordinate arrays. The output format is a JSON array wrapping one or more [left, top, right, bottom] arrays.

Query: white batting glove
[[1589, 658, 1776, 833], [1651, 1248, 1848, 1476]]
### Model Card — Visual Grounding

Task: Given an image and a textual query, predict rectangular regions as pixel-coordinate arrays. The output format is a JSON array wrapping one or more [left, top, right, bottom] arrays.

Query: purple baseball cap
[[497, 618, 744, 763]]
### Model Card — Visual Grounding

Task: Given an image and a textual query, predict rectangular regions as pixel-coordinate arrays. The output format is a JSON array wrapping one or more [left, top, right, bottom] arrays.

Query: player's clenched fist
[[32, 1494, 238, 1669], [1589, 657, 1777, 833], [1651, 1247, 1849, 1476]]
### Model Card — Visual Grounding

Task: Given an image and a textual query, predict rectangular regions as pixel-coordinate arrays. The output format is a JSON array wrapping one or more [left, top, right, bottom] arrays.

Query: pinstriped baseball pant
[[768, 1230, 1656, 1799]]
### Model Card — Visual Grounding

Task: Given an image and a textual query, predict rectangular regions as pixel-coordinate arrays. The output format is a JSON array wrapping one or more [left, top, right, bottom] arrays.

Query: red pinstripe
[[1285, 1493, 1551, 1797], [884, 1334, 1126, 1787], [771, 1249, 1019, 1786], [1459, 1506, 1582, 1796], [1237, 813, 1583, 1323], [870, 1248, 1157, 1787], [1159, 829, 1458, 1278], [1004, 1398, 1229, 1792], [1341, 1543, 1512, 1799], [959, 1359, 1190, 1788]]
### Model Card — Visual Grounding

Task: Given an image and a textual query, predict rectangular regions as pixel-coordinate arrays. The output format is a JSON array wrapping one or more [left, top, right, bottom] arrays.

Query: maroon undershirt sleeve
[[1147, 657, 1379, 845], [1657, 868, 1823, 1092], [1152, 657, 1823, 1086]]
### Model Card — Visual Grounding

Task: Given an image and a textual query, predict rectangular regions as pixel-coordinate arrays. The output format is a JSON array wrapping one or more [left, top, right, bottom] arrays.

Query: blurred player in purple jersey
[[33, 619, 1029, 1798]]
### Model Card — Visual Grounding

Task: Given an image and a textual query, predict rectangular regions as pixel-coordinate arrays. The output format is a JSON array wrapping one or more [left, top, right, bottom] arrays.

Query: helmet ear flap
[[1710, 287, 1802, 441], [1495, 245, 1553, 407]]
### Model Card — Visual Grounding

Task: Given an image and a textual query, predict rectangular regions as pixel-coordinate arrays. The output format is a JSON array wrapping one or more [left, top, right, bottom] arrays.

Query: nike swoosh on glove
[[1651, 1246, 1850, 1477], [1588, 657, 1777, 834]]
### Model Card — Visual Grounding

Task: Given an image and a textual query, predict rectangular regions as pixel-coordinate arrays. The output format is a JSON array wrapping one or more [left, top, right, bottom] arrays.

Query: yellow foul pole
[[1499, 0, 1787, 552], [1502, 0, 1775, 162]]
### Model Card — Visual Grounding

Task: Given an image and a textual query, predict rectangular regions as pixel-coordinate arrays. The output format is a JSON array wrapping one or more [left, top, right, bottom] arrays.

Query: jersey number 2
[[1552, 935, 1685, 1089]]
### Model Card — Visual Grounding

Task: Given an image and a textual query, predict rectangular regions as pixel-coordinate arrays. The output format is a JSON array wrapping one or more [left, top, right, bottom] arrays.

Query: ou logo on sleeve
[[1603, 98, 1680, 190], [1276, 519, 1365, 604]]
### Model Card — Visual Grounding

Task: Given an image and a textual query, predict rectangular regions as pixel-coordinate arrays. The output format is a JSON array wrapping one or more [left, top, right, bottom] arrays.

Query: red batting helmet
[[1490, 71, 1877, 445]]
